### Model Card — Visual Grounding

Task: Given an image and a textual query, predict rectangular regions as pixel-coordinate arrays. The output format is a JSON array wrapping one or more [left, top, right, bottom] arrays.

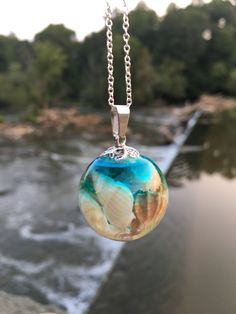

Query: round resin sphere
[[78, 155, 168, 241]]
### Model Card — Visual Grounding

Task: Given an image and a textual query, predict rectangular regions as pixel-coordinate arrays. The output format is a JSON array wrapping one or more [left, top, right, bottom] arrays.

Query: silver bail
[[111, 105, 130, 144]]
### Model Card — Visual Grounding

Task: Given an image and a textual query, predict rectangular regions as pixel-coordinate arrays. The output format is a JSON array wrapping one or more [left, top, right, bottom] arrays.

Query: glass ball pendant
[[78, 105, 168, 241], [78, 149, 168, 241]]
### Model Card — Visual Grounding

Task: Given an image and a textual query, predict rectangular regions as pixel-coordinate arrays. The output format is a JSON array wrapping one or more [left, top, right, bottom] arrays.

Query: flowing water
[[87, 109, 236, 314], [2, 109, 233, 314], [0, 110, 188, 314]]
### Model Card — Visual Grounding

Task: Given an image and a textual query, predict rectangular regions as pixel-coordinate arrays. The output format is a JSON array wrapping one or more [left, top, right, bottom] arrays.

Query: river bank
[[0, 95, 235, 141]]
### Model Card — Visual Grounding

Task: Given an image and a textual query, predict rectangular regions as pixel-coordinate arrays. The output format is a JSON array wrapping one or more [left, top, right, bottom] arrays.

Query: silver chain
[[105, 0, 132, 108]]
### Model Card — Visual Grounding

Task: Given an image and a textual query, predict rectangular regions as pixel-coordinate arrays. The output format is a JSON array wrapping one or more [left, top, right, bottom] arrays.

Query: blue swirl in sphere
[[78, 155, 168, 241]]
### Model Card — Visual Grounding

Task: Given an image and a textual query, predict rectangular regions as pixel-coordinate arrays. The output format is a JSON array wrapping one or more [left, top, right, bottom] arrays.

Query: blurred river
[[1, 109, 234, 314], [0, 109, 185, 314], [88, 109, 236, 314]]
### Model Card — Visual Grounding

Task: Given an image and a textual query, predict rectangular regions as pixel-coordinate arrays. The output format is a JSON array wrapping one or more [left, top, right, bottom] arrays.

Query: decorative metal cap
[[101, 145, 140, 161]]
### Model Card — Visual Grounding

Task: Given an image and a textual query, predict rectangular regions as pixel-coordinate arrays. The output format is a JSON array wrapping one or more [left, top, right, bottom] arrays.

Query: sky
[[0, 0, 194, 41]]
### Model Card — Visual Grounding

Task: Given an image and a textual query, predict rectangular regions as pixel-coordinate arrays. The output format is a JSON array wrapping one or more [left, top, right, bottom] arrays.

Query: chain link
[[122, 0, 132, 107], [105, 1, 115, 108], [105, 0, 132, 108]]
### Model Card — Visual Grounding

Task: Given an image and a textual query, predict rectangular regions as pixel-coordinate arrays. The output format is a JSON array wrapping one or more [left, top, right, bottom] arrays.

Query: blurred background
[[0, 0, 236, 314]]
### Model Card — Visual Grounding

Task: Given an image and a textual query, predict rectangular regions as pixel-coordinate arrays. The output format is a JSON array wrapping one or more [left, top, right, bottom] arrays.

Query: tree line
[[0, 0, 236, 113]]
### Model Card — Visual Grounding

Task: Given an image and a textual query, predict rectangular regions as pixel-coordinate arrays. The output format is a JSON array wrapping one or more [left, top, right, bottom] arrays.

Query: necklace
[[78, 0, 168, 241]]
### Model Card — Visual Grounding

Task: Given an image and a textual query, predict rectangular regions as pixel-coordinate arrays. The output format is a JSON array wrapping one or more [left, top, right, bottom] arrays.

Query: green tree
[[0, 34, 33, 73], [112, 2, 159, 54], [129, 2, 159, 53], [112, 34, 157, 106], [166, 3, 178, 14], [209, 62, 228, 93], [227, 69, 236, 95], [133, 47, 157, 105], [2, 0, 236, 112], [201, 1, 236, 94], [156, 59, 187, 100], [77, 31, 106, 107], [35, 24, 76, 52], [205, 0, 236, 25], [35, 24, 79, 98], [157, 6, 210, 64], [0, 62, 30, 109], [30, 41, 67, 107]]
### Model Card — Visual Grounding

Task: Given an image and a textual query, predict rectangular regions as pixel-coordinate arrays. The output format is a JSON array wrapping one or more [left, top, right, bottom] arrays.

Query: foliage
[[133, 46, 157, 105], [35, 24, 76, 51], [0, 0, 236, 112], [157, 7, 210, 64], [0, 62, 29, 109], [156, 59, 187, 100], [30, 41, 67, 107], [227, 69, 236, 95]]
